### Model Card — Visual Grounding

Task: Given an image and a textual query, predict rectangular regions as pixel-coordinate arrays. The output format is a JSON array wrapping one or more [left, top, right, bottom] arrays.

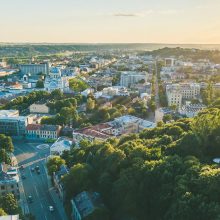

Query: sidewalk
[[44, 166, 68, 220], [11, 154, 30, 215]]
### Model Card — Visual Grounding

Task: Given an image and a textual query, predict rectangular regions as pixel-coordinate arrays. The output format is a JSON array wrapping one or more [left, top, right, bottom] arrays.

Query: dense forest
[[50, 105, 220, 220]]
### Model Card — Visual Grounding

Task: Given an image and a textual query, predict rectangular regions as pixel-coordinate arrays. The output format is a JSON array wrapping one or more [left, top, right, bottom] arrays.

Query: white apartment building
[[166, 83, 200, 107], [120, 71, 148, 88], [166, 88, 183, 108]]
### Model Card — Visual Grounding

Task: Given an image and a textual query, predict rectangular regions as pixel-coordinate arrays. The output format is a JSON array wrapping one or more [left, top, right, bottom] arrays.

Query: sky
[[0, 0, 220, 44]]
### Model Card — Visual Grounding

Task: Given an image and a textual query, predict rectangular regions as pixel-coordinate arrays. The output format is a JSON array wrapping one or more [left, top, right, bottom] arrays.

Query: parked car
[[35, 166, 40, 171], [21, 174, 26, 179], [31, 167, 35, 172], [37, 170, 40, 175], [28, 196, 33, 203], [49, 206, 54, 212]]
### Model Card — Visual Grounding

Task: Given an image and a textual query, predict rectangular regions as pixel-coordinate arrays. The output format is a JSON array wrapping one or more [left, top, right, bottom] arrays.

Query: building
[[94, 86, 130, 99], [53, 165, 69, 203], [166, 87, 183, 108], [0, 110, 31, 137], [19, 63, 49, 76], [120, 71, 148, 88], [29, 102, 50, 114], [50, 137, 72, 156], [71, 191, 106, 220], [0, 215, 19, 220], [73, 125, 112, 145], [26, 124, 61, 140], [166, 83, 201, 107], [0, 165, 19, 198], [0, 110, 19, 117], [165, 58, 175, 67], [73, 116, 156, 145], [179, 103, 206, 118], [0, 59, 7, 68], [44, 67, 70, 92], [109, 115, 156, 135]]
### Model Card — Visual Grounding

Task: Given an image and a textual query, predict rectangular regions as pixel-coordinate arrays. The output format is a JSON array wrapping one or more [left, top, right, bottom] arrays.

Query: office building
[[120, 71, 147, 88], [0, 110, 30, 137]]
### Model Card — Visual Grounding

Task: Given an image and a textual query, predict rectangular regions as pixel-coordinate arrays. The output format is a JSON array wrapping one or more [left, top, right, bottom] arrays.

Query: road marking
[[34, 185, 39, 197]]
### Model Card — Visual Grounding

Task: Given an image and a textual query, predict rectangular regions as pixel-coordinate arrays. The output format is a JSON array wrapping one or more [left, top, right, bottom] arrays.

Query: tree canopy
[[60, 108, 220, 220]]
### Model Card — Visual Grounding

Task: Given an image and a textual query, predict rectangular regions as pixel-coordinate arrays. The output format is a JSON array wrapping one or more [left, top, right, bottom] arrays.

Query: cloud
[[113, 9, 181, 18], [113, 13, 139, 17], [158, 9, 180, 15]]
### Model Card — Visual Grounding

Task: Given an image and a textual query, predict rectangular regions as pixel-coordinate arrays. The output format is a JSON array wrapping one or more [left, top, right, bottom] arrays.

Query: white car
[[49, 206, 54, 212]]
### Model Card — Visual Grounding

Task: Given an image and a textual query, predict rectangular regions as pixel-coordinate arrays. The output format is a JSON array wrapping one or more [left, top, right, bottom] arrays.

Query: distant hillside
[[1, 43, 220, 58]]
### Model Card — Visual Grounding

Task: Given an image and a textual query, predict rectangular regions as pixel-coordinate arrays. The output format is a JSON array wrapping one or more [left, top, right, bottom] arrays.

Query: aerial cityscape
[[0, 1, 220, 220]]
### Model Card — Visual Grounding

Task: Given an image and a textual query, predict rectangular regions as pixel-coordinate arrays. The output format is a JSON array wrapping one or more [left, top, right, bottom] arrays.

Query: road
[[14, 141, 63, 220], [154, 61, 164, 123]]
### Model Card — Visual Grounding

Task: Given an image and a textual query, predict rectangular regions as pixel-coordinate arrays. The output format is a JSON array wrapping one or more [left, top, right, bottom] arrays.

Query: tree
[[86, 98, 95, 112], [0, 208, 7, 216], [36, 80, 44, 88], [51, 89, 63, 100], [63, 163, 93, 199], [0, 134, 14, 152], [0, 193, 19, 215], [163, 114, 173, 123], [47, 156, 65, 176]]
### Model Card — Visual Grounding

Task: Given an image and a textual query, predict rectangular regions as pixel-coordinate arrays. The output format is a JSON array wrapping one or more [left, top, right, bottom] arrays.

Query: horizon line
[[1, 42, 220, 45]]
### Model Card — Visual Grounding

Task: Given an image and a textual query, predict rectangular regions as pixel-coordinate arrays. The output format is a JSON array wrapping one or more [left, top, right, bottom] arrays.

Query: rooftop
[[0, 171, 17, 184], [0, 110, 19, 117], [73, 191, 104, 218], [26, 124, 60, 131], [74, 127, 111, 140]]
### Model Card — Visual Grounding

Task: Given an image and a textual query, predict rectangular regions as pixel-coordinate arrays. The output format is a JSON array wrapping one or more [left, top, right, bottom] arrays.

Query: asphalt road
[[14, 140, 62, 220]]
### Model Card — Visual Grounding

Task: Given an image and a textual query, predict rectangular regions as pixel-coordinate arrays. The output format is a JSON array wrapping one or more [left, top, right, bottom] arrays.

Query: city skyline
[[1, 0, 220, 44]]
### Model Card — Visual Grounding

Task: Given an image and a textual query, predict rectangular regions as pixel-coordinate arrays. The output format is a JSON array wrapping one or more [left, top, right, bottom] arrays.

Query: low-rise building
[[71, 191, 107, 220], [73, 115, 156, 145], [109, 115, 156, 135], [0, 165, 19, 198], [73, 125, 112, 145], [53, 165, 69, 203], [0, 215, 19, 220], [26, 124, 61, 140], [94, 86, 130, 99], [50, 137, 72, 156], [179, 103, 206, 118], [29, 102, 50, 114]]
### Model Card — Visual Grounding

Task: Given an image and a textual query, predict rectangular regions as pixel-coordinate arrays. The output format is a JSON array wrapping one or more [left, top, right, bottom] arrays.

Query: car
[[27, 196, 33, 203], [35, 166, 40, 171], [49, 206, 54, 212], [21, 174, 26, 179], [20, 165, 24, 170], [31, 168, 35, 172], [37, 170, 40, 175]]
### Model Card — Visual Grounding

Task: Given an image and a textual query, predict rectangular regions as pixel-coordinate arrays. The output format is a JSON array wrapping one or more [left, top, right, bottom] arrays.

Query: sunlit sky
[[1, 0, 220, 43]]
